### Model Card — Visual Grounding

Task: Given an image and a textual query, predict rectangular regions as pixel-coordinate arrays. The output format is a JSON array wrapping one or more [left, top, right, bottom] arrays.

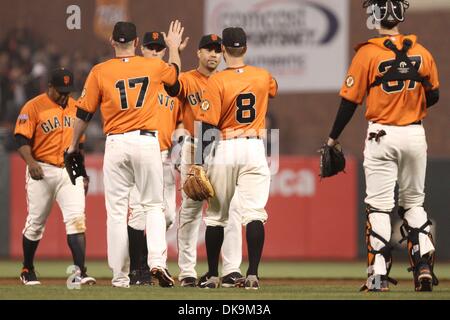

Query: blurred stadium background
[[0, 0, 449, 297]]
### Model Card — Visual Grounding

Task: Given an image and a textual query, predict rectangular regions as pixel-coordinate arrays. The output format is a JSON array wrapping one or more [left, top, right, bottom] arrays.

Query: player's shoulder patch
[[17, 114, 29, 124], [200, 100, 210, 111], [345, 75, 355, 88], [80, 88, 87, 99]]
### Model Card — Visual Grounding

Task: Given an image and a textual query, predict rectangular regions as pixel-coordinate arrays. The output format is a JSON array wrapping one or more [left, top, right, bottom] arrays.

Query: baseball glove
[[183, 165, 214, 201], [318, 143, 346, 178], [64, 150, 88, 185]]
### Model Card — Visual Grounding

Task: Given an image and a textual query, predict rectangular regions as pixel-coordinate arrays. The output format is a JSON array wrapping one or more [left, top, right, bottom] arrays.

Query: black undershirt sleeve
[[426, 88, 439, 108], [15, 134, 31, 149], [329, 98, 358, 140], [76, 108, 94, 122], [164, 80, 181, 97]]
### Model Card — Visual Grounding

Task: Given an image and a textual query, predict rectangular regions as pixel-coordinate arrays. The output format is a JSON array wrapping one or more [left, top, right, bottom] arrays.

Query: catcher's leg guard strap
[[398, 207, 438, 286], [363, 206, 397, 289]]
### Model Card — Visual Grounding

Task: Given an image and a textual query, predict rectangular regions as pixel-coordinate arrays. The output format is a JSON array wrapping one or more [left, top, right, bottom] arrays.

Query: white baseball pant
[[23, 162, 86, 241], [103, 130, 165, 287], [177, 138, 243, 280], [363, 122, 434, 275]]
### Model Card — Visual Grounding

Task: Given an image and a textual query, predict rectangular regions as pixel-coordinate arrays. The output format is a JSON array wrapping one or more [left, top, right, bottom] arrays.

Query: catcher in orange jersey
[[126, 31, 184, 286], [165, 34, 245, 288], [14, 68, 95, 286], [67, 21, 184, 288], [325, 0, 439, 292], [193, 27, 277, 289]]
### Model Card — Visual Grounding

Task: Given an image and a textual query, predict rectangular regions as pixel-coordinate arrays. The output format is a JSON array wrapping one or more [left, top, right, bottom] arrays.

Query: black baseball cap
[[112, 21, 137, 43], [222, 27, 246, 48], [198, 34, 222, 49], [49, 68, 74, 93], [142, 31, 166, 48]]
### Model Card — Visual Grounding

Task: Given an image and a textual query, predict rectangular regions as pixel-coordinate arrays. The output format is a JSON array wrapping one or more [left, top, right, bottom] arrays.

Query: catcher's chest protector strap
[[370, 39, 432, 90]]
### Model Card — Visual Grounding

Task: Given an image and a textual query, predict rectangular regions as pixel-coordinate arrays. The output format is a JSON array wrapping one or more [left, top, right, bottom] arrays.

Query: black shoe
[[221, 272, 245, 288], [140, 267, 153, 285], [198, 273, 220, 289], [416, 263, 433, 292], [150, 267, 174, 288], [129, 270, 143, 285], [20, 268, 41, 286], [180, 277, 197, 287]]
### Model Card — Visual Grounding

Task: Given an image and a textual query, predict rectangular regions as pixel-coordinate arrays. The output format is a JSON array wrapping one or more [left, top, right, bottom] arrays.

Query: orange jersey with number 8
[[77, 56, 177, 134], [340, 35, 439, 125], [198, 65, 277, 138]]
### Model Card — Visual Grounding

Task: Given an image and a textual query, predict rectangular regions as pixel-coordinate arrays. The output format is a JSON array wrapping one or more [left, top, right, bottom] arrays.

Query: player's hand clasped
[[28, 161, 44, 180]]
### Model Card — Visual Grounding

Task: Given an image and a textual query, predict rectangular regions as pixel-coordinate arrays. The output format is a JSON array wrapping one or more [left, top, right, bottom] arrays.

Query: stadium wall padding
[[8, 154, 358, 260], [0, 153, 10, 258]]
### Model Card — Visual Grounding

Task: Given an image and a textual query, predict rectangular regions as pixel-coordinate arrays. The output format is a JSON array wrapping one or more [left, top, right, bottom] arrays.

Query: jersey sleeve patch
[[200, 100, 210, 111]]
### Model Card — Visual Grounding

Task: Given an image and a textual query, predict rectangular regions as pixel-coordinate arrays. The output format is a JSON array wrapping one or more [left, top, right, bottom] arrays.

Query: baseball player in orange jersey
[[67, 21, 184, 288], [165, 34, 244, 288], [127, 31, 184, 285], [14, 68, 95, 286], [326, 0, 439, 292], [194, 27, 278, 289]]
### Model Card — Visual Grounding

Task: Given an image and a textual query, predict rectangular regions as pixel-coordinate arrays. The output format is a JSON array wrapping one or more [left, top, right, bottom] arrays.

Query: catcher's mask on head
[[363, 0, 410, 29]]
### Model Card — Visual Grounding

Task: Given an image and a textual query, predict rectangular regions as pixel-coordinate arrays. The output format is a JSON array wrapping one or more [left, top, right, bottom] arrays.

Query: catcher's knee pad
[[361, 206, 398, 291], [398, 206, 438, 290], [66, 215, 86, 234]]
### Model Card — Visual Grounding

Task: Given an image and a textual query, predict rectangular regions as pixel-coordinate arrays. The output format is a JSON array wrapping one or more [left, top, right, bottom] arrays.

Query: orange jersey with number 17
[[77, 56, 177, 134], [340, 34, 439, 125], [198, 65, 277, 138]]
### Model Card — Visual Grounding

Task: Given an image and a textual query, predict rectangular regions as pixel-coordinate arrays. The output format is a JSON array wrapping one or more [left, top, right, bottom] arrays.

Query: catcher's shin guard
[[360, 206, 397, 292], [398, 207, 438, 291]]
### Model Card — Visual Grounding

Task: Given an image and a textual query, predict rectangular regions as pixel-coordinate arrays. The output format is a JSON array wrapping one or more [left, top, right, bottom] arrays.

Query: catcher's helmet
[[363, 0, 410, 29]]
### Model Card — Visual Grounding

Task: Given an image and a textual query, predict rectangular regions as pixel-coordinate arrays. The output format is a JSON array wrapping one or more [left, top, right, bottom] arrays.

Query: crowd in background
[[0, 28, 106, 153], [0, 27, 277, 155]]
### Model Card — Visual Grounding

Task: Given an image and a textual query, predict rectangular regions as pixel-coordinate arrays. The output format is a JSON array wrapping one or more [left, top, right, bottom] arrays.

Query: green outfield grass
[[1, 260, 449, 300]]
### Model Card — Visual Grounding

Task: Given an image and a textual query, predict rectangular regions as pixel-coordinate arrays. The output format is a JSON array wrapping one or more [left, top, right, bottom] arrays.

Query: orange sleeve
[[269, 73, 278, 98], [197, 75, 222, 126], [77, 68, 101, 114], [14, 101, 37, 139], [159, 61, 178, 86], [339, 49, 369, 105]]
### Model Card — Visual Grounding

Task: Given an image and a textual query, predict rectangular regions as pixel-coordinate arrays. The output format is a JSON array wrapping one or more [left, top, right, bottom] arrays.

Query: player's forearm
[[17, 145, 37, 166], [328, 98, 358, 141], [70, 118, 89, 150], [167, 47, 181, 73]]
